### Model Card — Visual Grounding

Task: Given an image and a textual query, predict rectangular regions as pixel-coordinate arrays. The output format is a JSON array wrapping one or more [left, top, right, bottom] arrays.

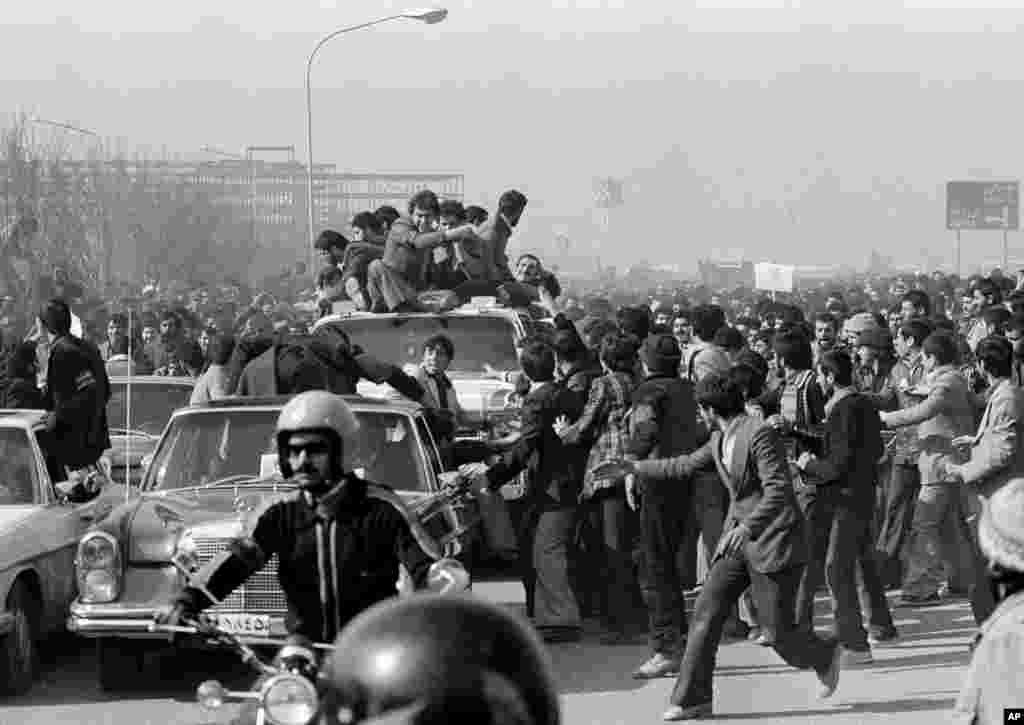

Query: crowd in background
[[2, 183, 1024, 718]]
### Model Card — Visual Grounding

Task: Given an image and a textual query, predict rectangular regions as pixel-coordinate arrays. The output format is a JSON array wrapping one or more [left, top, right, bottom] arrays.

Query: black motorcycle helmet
[[320, 595, 560, 725]]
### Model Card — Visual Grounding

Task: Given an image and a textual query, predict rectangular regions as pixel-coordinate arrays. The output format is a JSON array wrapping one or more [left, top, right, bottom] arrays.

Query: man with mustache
[[158, 392, 438, 644]]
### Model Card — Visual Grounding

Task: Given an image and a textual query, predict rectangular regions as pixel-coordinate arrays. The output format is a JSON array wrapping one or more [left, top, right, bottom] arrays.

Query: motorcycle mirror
[[426, 558, 471, 594]]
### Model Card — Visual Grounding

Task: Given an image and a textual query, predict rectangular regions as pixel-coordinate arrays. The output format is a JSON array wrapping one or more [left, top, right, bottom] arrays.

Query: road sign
[[946, 180, 1019, 230]]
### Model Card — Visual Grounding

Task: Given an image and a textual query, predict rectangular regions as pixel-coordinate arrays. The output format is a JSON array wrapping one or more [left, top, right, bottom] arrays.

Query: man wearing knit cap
[[853, 327, 897, 411], [953, 477, 1024, 725], [626, 334, 701, 680], [841, 312, 878, 349]]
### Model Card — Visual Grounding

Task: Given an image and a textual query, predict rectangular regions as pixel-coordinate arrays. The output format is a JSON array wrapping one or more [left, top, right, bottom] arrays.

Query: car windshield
[[107, 383, 194, 437], [333, 316, 519, 374], [145, 408, 430, 493]]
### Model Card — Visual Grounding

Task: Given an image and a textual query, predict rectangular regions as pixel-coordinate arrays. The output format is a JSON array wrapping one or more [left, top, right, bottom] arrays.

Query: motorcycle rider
[[158, 391, 438, 643], [320, 594, 560, 725]]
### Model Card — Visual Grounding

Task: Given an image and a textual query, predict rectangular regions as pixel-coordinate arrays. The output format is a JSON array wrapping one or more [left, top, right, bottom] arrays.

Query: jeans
[[636, 475, 690, 655], [795, 488, 894, 648], [681, 471, 726, 589], [902, 484, 973, 598], [876, 463, 920, 587], [963, 499, 997, 625], [794, 486, 829, 632], [581, 490, 639, 634], [670, 554, 836, 708], [518, 503, 581, 629]]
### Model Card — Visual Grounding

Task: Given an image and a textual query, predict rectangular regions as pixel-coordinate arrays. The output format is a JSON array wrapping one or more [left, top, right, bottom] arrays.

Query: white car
[[0, 409, 127, 694]]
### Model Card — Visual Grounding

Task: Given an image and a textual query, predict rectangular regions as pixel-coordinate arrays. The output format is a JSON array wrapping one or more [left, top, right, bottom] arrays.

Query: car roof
[[312, 306, 525, 331], [109, 376, 196, 387], [176, 394, 424, 415]]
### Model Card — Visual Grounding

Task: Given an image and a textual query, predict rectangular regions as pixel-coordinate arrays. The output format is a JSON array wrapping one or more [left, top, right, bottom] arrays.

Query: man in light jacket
[[945, 335, 1024, 625], [880, 331, 977, 607]]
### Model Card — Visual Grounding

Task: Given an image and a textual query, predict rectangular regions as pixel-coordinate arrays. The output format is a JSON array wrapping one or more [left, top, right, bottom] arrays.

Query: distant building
[[0, 156, 464, 282]]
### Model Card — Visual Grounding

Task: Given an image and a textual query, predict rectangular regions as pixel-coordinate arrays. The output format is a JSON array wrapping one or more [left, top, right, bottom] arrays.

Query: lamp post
[[304, 8, 448, 276]]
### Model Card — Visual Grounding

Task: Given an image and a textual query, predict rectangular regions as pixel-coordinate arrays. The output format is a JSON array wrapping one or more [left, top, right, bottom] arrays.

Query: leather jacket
[[175, 474, 435, 643]]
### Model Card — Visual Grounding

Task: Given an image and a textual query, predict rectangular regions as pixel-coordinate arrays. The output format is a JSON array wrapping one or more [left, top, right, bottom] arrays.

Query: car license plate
[[211, 613, 271, 635]]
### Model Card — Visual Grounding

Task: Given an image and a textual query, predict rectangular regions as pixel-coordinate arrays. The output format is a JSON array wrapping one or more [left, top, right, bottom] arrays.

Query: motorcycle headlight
[[262, 674, 319, 725], [196, 679, 227, 710], [75, 532, 121, 603]]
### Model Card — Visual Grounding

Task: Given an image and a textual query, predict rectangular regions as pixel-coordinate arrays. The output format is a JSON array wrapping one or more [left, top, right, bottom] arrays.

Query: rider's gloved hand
[[154, 590, 203, 642]]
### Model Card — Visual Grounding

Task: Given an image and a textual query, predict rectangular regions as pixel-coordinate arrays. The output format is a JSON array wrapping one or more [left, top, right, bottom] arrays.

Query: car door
[[28, 427, 118, 630], [412, 415, 495, 552]]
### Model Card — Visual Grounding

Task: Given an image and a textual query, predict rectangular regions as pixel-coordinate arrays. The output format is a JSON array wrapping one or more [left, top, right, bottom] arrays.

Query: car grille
[[194, 537, 287, 613]]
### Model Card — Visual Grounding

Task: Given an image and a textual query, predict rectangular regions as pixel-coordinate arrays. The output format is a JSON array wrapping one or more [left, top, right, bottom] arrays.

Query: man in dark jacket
[[39, 299, 111, 496], [794, 350, 896, 664], [552, 318, 602, 397], [158, 392, 436, 644], [627, 334, 701, 680], [234, 325, 424, 403], [465, 339, 585, 642]]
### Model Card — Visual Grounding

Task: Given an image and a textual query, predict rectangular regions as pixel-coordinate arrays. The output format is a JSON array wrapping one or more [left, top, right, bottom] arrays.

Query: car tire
[[97, 640, 147, 692], [0, 581, 39, 696]]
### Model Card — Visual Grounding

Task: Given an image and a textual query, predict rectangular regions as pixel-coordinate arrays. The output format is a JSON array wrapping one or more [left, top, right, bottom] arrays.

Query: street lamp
[[304, 8, 448, 276]]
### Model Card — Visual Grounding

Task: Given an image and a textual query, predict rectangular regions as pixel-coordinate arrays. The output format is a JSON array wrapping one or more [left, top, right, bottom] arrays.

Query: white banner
[[755, 263, 794, 293]]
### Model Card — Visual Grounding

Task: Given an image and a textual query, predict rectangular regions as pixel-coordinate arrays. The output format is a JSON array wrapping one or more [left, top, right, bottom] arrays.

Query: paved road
[[0, 580, 972, 725]]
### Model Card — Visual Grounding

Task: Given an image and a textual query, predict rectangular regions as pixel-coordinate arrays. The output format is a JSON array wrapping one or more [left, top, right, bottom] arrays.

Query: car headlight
[[75, 532, 121, 603], [262, 674, 319, 725]]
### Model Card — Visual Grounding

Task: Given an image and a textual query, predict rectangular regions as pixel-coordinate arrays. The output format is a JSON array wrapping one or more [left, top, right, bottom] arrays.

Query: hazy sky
[[4, 1, 1024, 274]]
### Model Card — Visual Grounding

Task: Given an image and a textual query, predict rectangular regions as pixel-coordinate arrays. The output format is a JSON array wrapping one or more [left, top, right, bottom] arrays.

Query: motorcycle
[[151, 558, 471, 725]]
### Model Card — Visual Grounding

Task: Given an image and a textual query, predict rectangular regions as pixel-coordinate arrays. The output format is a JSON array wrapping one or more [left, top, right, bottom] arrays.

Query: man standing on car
[[39, 298, 111, 498]]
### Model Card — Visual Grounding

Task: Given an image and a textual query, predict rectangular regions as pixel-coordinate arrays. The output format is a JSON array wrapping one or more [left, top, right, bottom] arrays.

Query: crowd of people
[[450, 269, 1024, 722], [5, 185, 1024, 722]]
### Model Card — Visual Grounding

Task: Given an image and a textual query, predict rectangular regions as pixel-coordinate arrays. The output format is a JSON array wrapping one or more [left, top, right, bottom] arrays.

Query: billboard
[[946, 181, 1019, 230]]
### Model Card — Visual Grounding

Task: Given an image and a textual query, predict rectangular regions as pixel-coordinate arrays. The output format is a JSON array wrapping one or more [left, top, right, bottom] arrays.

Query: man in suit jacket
[[620, 372, 841, 721], [407, 334, 462, 450], [947, 336, 1024, 625], [468, 339, 585, 643]]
